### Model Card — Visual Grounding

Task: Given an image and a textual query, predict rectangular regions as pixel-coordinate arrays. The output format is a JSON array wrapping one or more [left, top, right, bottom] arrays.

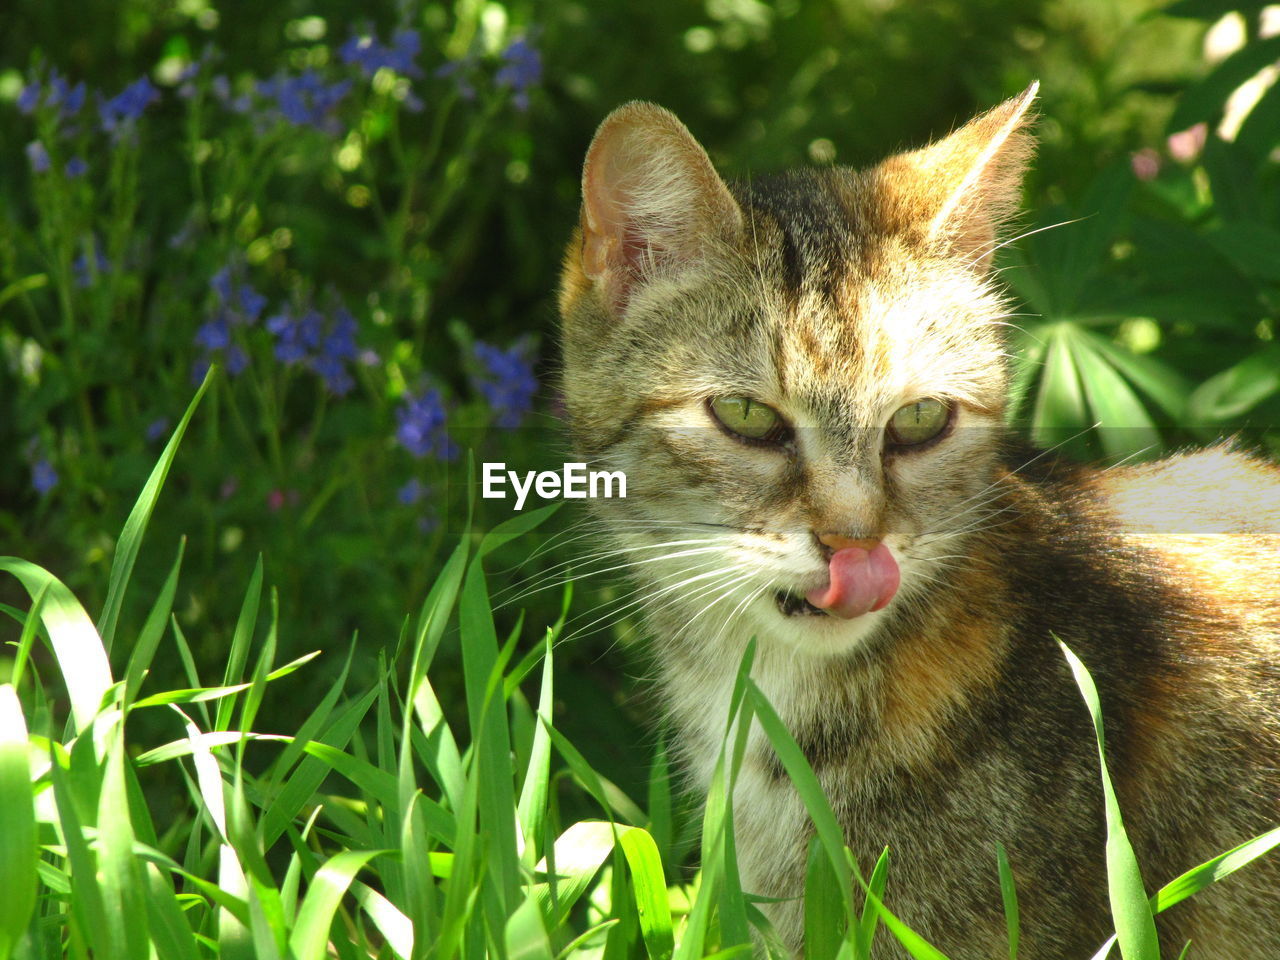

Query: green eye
[[709, 396, 788, 442], [887, 398, 951, 446]]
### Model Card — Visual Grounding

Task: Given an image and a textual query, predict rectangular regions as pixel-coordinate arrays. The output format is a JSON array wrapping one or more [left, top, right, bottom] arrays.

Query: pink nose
[[816, 532, 880, 553]]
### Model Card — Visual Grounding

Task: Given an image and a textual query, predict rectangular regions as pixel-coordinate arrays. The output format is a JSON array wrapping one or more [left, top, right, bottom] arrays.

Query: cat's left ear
[[577, 102, 744, 316], [877, 82, 1038, 273]]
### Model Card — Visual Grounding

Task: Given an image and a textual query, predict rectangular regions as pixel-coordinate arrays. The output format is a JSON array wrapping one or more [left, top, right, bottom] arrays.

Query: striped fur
[[558, 93, 1280, 957]]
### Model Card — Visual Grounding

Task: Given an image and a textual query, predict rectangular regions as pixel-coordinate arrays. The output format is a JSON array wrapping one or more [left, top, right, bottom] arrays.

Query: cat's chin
[[759, 590, 892, 657]]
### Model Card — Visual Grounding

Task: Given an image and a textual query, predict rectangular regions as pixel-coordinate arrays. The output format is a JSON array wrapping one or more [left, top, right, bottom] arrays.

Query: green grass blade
[[350, 879, 414, 959], [506, 894, 555, 960], [996, 842, 1020, 960], [532, 821, 617, 928], [7, 582, 46, 691], [804, 834, 845, 960], [457, 558, 520, 905], [1149, 824, 1280, 914], [0, 685, 37, 960], [1058, 639, 1159, 960], [518, 632, 555, 868], [97, 368, 211, 653], [123, 539, 185, 706], [143, 862, 200, 960], [0, 559, 112, 734], [855, 847, 890, 958], [97, 724, 151, 960], [619, 827, 675, 960], [215, 555, 263, 733], [288, 849, 386, 960]]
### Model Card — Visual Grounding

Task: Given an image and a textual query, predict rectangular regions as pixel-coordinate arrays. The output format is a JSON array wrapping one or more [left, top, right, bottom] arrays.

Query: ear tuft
[[580, 102, 742, 315], [877, 82, 1039, 272]]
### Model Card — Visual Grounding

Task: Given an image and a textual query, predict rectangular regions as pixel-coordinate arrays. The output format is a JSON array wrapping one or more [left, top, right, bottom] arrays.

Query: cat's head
[[558, 88, 1037, 658]]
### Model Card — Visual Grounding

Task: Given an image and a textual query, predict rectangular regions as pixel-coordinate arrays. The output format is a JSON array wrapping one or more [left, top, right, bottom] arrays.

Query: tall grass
[[1, 383, 1278, 959]]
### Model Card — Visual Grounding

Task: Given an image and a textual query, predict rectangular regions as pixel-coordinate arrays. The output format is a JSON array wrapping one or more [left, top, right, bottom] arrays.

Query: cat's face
[[559, 92, 1035, 658]]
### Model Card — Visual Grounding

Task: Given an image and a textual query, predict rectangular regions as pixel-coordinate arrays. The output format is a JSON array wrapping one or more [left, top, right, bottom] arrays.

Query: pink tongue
[[806, 543, 900, 620]]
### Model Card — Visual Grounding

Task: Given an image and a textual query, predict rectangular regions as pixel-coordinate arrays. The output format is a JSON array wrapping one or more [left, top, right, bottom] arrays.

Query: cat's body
[[558, 91, 1280, 957]]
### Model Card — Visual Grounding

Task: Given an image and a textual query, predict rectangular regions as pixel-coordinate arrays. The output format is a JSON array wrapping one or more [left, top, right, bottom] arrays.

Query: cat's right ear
[[577, 102, 743, 316]]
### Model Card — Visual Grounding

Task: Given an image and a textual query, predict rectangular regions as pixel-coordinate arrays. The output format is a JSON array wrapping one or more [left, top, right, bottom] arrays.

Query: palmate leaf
[[1166, 34, 1280, 131], [1188, 346, 1280, 423]]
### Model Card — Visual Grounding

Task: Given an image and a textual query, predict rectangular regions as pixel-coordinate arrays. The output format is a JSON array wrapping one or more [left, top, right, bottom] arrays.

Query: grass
[[1, 383, 1279, 959]]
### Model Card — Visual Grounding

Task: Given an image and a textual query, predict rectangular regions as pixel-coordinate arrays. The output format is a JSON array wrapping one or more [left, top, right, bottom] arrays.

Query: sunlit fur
[[558, 94, 1280, 957]]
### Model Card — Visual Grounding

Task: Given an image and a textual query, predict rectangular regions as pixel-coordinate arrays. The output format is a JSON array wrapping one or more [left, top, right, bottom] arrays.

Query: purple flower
[[211, 265, 266, 325], [99, 76, 160, 136], [65, 156, 87, 178], [473, 339, 538, 427], [146, 418, 170, 442], [256, 70, 351, 133], [311, 354, 355, 395], [26, 141, 50, 174], [62, 82, 86, 118], [396, 388, 456, 460], [496, 37, 541, 110], [72, 241, 109, 287], [18, 82, 40, 115], [225, 344, 249, 376], [340, 28, 423, 78], [194, 315, 230, 351], [397, 477, 427, 505], [32, 458, 58, 495]]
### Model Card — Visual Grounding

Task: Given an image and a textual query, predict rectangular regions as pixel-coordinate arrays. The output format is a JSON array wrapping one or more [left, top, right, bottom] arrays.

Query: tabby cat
[[557, 86, 1280, 957]]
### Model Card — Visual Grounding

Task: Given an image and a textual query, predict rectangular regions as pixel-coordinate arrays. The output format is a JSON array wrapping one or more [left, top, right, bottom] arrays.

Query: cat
[[556, 86, 1280, 958]]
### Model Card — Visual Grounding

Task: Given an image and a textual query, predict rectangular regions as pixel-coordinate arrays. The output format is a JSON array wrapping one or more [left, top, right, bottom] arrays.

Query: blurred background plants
[[2, 0, 1280, 921]]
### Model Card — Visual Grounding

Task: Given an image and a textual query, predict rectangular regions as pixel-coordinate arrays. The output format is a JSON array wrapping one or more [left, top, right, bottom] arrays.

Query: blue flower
[[257, 70, 351, 133], [435, 58, 477, 101], [194, 315, 231, 351], [72, 241, 109, 287], [26, 141, 50, 174], [310, 353, 355, 395], [146, 418, 170, 442], [17, 82, 40, 115], [397, 477, 427, 505], [211, 265, 266, 325], [99, 76, 159, 137], [340, 28, 423, 78], [396, 388, 456, 460], [32, 458, 58, 495], [62, 81, 86, 118], [496, 37, 541, 111], [473, 339, 538, 427], [65, 156, 87, 178]]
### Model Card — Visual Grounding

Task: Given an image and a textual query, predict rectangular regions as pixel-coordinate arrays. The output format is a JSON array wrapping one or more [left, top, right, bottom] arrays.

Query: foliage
[[1, 413, 1278, 958]]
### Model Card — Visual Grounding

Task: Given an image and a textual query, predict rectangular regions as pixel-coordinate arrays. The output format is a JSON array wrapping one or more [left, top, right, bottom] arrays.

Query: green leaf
[[518, 633, 555, 869], [215, 555, 264, 733], [1031, 325, 1089, 447], [1160, 0, 1273, 20], [1069, 334, 1162, 461], [506, 894, 555, 960], [1188, 346, 1280, 423], [0, 559, 111, 734], [123, 539, 185, 706], [805, 834, 845, 960], [1150, 823, 1280, 914], [1167, 35, 1280, 130], [1057, 640, 1160, 960], [0, 685, 37, 960], [619, 827, 675, 960], [1205, 221, 1280, 282], [98, 369, 211, 653], [856, 848, 890, 959], [996, 842, 1020, 960], [287, 849, 388, 960], [532, 821, 617, 928]]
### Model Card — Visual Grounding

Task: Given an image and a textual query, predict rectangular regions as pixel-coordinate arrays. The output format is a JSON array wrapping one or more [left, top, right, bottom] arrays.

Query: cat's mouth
[[775, 590, 827, 617]]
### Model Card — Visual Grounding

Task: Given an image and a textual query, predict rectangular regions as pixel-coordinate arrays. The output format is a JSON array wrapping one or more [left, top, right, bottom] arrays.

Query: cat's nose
[[815, 532, 881, 554]]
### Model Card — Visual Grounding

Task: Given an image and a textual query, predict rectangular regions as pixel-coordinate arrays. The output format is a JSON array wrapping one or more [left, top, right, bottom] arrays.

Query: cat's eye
[[709, 396, 790, 443], [887, 398, 951, 447]]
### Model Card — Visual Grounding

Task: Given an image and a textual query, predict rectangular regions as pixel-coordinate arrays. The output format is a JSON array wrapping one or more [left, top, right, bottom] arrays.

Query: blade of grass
[[618, 827, 675, 960], [0, 559, 112, 735], [855, 847, 890, 959], [98, 368, 211, 653], [7, 581, 47, 691], [215, 555, 263, 733], [0, 685, 37, 960], [122, 539, 185, 707], [806, 834, 845, 960], [518, 632, 555, 869], [1058, 639, 1159, 960], [996, 842, 1019, 960]]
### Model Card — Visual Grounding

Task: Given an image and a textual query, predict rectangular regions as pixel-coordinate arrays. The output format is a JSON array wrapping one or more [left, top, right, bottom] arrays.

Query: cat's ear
[[878, 82, 1038, 272], [578, 102, 743, 315]]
